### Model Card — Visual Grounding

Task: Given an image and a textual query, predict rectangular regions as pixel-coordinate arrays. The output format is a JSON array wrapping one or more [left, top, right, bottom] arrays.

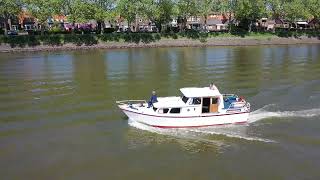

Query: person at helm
[[148, 90, 158, 108]]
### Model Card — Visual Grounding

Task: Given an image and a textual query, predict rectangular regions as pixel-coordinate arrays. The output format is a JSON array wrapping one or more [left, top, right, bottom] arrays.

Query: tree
[[266, 0, 286, 19], [117, 0, 140, 31], [137, 0, 175, 32], [176, 0, 198, 31], [234, 0, 267, 32], [24, 0, 63, 34], [198, 0, 214, 30], [283, 0, 310, 28], [154, 0, 176, 32], [304, 0, 320, 22], [91, 0, 117, 34], [0, 0, 22, 35], [62, 0, 82, 26]]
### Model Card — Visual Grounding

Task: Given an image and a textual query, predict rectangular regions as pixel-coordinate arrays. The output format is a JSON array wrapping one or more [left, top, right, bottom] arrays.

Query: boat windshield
[[181, 96, 189, 103]]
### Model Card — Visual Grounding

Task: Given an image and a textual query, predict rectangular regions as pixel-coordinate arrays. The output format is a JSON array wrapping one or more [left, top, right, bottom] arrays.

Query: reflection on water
[[0, 45, 320, 179]]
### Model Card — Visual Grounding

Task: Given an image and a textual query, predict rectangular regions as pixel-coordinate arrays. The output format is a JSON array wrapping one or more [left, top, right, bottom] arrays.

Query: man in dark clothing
[[148, 90, 158, 108]]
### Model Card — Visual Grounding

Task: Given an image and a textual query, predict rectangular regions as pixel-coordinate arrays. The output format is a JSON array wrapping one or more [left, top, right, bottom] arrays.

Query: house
[[259, 18, 275, 31], [295, 20, 309, 29], [170, 18, 178, 28], [274, 18, 290, 29], [186, 16, 202, 30], [17, 10, 40, 31], [308, 18, 320, 29], [136, 18, 157, 32], [205, 13, 228, 31], [115, 16, 132, 32], [0, 15, 20, 31]]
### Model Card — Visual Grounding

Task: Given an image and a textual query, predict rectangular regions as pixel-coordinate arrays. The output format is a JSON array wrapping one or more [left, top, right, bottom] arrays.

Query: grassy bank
[[1, 30, 320, 48]]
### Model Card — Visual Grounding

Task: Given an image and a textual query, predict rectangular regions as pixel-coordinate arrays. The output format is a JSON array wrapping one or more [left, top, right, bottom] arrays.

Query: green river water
[[1, 45, 320, 179]]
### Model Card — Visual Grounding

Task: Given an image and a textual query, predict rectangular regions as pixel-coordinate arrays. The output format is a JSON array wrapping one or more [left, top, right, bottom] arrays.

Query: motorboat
[[117, 86, 250, 128]]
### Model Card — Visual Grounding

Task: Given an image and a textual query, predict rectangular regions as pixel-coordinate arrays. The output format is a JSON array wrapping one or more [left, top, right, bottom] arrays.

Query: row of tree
[[1, 0, 320, 34]]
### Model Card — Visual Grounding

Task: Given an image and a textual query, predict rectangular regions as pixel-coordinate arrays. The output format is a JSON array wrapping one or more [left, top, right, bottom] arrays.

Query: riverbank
[[1, 36, 320, 53]]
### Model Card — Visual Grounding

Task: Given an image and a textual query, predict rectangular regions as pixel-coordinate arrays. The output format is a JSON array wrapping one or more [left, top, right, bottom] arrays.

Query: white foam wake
[[249, 106, 320, 123], [128, 105, 320, 143], [128, 119, 226, 145], [128, 119, 273, 143], [186, 126, 275, 143]]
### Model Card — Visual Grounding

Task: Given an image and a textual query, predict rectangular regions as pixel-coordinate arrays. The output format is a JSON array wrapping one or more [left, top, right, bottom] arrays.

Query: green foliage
[[0, 0, 23, 33], [283, 0, 311, 23], [0, 0, 22, 16], [116, 0, 139, 26], [146, 0, 175, 30], [305, 0, 320, 19], [1, 0, 320, 35], [266, 0, 286, 18], [24, 0, 63, 30], [235, 0, 267, 31], [176, 0, 198, 18], [198, 0, 214, 21]]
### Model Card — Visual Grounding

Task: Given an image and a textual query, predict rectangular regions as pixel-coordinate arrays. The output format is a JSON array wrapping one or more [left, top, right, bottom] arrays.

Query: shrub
[[0, 29, 4, 35]]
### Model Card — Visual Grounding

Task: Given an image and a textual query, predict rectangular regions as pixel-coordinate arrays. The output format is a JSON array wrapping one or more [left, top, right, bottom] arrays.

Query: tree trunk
[[8, 18, 12, 31], [40, 22, 45, 35], [134, 14, 138, 32], [248, 20, 252, 33], [3, 13, 9, 35], [72, 21, 75, 34], [128, 21, 131, 32], [4, 19, 8, 35], [101, 21, 105, 34], [228, 12, 232, 33], [97, 21, 102, 34], [204, 16, 207, 31]]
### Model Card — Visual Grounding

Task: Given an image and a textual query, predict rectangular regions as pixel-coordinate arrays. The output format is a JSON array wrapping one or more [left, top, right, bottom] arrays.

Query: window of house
[[170, 108, 181, 114]]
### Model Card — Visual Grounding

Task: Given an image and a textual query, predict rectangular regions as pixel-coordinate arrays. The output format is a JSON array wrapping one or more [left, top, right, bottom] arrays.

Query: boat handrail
[[116, 100, 147, 105], [225, 101, 250, 109], [222, 94, 238, 97]]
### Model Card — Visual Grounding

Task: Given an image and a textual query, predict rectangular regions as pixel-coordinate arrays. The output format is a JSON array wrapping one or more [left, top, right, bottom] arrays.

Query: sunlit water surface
[[1, 45, 320, 179]]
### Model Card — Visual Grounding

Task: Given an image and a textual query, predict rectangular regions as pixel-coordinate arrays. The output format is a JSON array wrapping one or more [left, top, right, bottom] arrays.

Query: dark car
[[7, 30, 18, 36]]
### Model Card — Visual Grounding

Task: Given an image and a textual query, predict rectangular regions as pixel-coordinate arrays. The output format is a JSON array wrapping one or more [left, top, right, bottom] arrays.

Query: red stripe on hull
[[121, 108, 249, 118], [139, 121, 248, 129]]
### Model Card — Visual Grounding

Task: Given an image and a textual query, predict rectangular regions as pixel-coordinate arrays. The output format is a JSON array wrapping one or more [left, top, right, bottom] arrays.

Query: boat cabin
[[153, 87, 224, 115]]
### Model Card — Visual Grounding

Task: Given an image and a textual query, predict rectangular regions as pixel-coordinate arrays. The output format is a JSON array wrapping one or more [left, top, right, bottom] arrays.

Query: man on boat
[[209, 83, 218, 90], [148, 90, 158, 108]]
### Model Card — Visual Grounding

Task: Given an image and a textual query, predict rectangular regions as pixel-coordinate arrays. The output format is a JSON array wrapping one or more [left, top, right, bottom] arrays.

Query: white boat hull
[[120, 107, 249, 128]]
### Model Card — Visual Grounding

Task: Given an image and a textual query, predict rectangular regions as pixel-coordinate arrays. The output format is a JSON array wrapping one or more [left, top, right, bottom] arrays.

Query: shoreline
[[1, 36, 320, 53]]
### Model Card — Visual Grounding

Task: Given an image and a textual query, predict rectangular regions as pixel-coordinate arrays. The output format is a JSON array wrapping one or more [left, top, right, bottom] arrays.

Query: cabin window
[[170, 108, 181, 114], [182, 96, 189, 103], [158, 108, 169, 114], [212, 98, 219, 104], [192, 98, 201, 105]]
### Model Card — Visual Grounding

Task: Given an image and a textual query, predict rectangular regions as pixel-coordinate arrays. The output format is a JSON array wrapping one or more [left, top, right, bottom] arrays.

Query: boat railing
[[222, 94, 238, 98], [226, 101, 250, 109], [116, 100, 147, 105]]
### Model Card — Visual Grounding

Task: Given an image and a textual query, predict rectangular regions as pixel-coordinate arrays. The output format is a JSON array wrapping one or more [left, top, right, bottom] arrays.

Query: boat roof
[[180, 87, 221, 98]]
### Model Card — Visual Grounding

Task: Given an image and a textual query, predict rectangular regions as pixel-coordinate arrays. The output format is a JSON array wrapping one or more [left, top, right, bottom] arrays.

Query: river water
[[1, 45, 320, 179]]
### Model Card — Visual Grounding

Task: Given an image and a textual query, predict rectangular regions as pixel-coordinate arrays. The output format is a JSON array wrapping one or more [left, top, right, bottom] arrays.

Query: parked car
[[7, 30, 18, 36]]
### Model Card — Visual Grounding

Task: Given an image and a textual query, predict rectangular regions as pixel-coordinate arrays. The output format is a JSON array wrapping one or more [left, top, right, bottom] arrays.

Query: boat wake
[[128, 119, 226, 146], [128, 119, 273, 143], [249, 104, 320, 123], [128, 105, 320, 143]]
